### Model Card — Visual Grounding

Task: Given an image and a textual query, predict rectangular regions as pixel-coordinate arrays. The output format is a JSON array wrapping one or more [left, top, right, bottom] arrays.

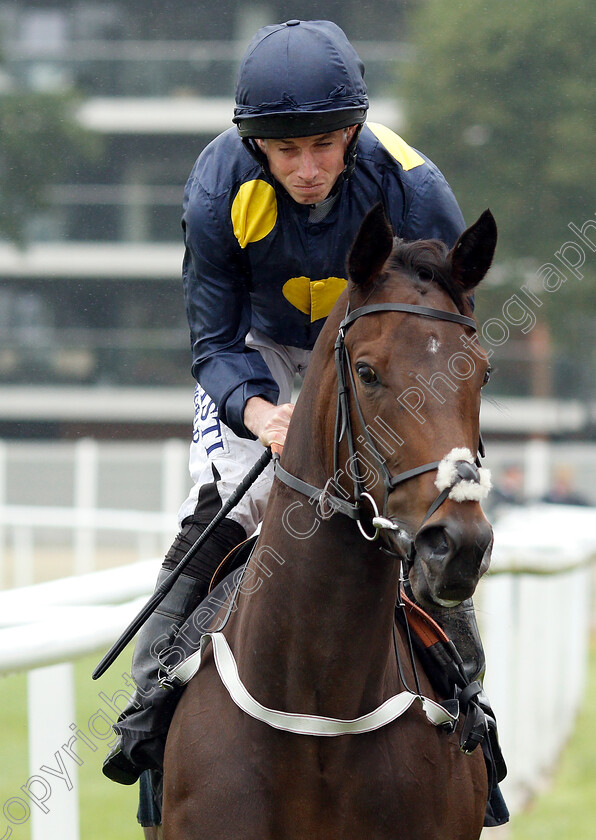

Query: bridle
[[275, 301, 488, 550], [164, 300, 497, 756]]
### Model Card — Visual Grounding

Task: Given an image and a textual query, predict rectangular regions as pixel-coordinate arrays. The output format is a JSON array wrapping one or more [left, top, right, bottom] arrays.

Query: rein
[[275, 301, 489, 543]]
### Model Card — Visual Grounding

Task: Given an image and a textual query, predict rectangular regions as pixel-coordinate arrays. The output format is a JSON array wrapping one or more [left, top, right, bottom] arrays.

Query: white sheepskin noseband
[[434, 448, 492, 503]]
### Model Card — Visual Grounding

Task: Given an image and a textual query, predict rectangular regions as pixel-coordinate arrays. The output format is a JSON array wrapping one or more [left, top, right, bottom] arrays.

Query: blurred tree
[[400, 0, 595, 262], [0, 84, 101, 245], [400, 0, 596, 400]]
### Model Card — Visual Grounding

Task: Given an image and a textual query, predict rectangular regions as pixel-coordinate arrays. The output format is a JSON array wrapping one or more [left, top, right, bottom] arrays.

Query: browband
[[340, 303, 477, 332]]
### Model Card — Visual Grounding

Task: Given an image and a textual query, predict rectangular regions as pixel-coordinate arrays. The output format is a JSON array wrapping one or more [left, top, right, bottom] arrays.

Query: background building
[[0, 1, 404, 437], [2, 0, 595, 444]]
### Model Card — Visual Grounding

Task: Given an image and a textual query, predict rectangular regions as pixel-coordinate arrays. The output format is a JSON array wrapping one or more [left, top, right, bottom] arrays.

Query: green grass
[[0, 648, 139, 840], [1, 640, 595, 839], [509, 636, 596, 839], [75, 647, 141, 840]]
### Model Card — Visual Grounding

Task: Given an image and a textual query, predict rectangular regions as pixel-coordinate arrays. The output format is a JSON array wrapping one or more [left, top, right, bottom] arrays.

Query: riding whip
[[92, 445, 275, 679]]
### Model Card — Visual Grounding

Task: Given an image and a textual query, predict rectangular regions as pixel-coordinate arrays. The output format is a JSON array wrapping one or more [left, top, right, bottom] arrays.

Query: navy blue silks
[[182, 124, 465, 438]]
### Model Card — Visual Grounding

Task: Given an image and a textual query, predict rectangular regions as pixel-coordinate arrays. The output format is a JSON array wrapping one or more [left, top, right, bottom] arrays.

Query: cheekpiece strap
[[274, 461, 360, 520]]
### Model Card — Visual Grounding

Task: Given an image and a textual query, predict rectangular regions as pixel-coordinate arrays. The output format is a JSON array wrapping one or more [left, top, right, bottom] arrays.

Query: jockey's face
[[256, 126, 357, 205]]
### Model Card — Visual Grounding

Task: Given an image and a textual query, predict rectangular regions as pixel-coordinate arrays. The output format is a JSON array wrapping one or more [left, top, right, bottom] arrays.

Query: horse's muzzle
[[409, 515, 493, 607]]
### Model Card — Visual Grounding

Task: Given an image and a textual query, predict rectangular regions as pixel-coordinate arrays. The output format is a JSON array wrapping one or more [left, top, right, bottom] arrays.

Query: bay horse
[[163, 205, 498, 840]]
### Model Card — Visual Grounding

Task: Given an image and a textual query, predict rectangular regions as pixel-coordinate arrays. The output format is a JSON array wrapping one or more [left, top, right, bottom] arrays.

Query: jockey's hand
[[243, 397, 294, 453]]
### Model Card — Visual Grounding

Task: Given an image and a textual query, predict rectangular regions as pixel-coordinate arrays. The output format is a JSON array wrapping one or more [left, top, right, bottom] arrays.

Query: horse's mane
[[387, 238, 467, 312]]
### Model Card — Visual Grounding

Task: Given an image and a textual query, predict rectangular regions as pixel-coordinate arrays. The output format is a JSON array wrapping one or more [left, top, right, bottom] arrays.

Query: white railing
[[479, 504, 596, 815], [0, 436, 190, 586], [0, 504, 174, 587], [0, 560, 161, 840], [0, 505, 595, 839]]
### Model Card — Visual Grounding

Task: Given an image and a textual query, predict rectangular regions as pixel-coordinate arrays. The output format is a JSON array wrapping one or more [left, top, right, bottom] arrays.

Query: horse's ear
[[348, 203, 394, 288], [449, 209, 497, 292]]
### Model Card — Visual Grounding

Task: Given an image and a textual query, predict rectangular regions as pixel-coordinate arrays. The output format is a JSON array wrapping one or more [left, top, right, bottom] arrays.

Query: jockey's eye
[[482, 366, 493, 386], [356, 363, 379, 385]]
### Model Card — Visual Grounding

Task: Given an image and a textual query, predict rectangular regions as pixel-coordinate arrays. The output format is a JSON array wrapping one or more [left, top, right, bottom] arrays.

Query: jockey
[[103, 19, 484, 786]]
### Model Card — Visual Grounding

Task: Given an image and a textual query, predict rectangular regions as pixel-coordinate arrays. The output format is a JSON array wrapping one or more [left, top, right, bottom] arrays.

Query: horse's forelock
[[387, 239, 467, 311]]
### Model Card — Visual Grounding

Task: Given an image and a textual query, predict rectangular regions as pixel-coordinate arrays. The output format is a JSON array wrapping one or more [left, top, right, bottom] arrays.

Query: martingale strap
[[167, 631, 459, 736]]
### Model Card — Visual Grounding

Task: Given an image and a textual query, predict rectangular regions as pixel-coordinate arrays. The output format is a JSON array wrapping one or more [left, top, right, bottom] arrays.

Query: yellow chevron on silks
[[231, 179, 277, 248], [367, 123, 425, 171], [282, 276, 347, 322]]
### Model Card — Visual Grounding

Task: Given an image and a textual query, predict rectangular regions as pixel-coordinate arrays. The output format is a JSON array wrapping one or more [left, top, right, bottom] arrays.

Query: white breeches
[[177, 329, 311, 535]]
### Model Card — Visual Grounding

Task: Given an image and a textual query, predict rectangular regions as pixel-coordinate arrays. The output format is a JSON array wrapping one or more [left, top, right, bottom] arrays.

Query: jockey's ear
[[449, 209, 497, 292], [348, 203, 394, 288]]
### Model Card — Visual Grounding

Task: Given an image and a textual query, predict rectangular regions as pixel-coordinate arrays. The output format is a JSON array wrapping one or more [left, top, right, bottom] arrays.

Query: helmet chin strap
[[342, 123, 363, 181], [241, 137, 269, 173], [324, 124, 365, 198]]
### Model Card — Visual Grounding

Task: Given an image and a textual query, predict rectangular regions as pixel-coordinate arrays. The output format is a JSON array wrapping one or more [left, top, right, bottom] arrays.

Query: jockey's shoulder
[[358, 123, 446, 185], [188, 128, 262, 200]]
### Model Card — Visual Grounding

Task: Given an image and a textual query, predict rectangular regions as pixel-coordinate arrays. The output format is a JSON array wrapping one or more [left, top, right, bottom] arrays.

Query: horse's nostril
[[414, 524, 456, 562]]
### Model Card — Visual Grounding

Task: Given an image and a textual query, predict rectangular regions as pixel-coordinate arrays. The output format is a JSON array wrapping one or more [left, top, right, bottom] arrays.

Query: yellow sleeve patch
[[231, 179, 277, 248], [283, 276, 347, 322], [367, 123, 425, 171]]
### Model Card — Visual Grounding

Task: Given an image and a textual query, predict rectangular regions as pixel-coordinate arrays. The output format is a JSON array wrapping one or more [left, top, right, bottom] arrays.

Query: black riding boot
[[102, 517, 245, 785]]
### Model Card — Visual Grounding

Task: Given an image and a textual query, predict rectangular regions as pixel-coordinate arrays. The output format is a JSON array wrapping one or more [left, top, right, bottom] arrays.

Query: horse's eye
[[482, 366, 492, 386], [417, 267, 434, 282], [356, 363, 378, 385]]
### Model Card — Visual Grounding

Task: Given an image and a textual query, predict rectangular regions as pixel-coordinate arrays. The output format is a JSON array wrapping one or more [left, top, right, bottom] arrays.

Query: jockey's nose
[[298, 150, 318, 181]]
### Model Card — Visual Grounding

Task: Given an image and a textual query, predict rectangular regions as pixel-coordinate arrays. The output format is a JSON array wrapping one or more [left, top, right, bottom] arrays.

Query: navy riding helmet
[[233, 19, 369, 140]]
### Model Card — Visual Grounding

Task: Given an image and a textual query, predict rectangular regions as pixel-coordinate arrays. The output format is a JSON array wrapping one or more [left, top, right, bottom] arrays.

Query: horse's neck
[[231, 482, 402, 717], [229, 312, 403, 712]]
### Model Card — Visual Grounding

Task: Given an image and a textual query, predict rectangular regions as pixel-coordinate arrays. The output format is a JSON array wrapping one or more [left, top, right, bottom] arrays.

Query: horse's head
[[336, 204, 497, 609]]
